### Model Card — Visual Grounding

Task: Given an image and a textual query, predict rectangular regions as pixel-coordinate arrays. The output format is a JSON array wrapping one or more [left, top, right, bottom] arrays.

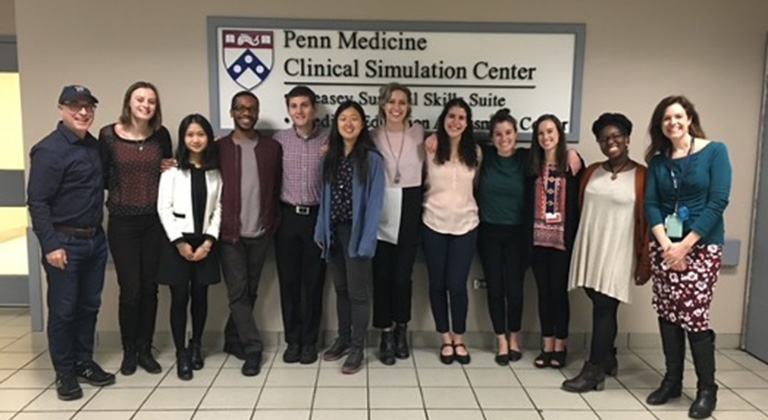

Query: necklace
[[607, 159, 630, 180], [383, 127, 406, 184]]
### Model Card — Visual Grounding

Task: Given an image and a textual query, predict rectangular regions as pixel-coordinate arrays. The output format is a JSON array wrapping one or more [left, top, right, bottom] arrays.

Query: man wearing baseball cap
[[27, 84, 116, 400]]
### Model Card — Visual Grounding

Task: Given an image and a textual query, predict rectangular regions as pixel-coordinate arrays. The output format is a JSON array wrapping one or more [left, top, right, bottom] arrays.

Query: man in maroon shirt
[[272, 86, 329, 364], [217, 91, 282, 376]]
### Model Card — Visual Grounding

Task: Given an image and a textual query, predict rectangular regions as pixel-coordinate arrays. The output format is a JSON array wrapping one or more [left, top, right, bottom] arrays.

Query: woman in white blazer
[[157, 114, 222, 380]]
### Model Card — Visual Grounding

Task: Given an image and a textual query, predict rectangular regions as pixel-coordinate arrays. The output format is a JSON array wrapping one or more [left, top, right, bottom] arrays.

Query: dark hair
[[592, 112, 633, 138], [230, 91, 259, 111], [528, 114, 567, 176], [434, 98, 478, 168], [489, 108, 518, 136], [378, 82, 412, 121], [284, 85, 317, 107], [176, 114, 219, 170], [646, 95, 706, 163], [119, 81, 162, 131], [323, 101, 377, 184]]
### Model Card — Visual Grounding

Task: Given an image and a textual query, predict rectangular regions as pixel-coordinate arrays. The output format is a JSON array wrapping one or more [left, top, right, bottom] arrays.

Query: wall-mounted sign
[[208, 18, 585, 141]]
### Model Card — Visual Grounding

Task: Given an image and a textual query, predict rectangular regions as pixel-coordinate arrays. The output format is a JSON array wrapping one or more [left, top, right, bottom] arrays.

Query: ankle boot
[[647, 318, 685, 405], [120, 342, 138, 375], [394, 323, 410, 359], [176, 350, 193, 380], [688, 330, 717, 419], [138, 342, 162, 374], [562, 361, 606, 393], [379, 330, 395, 366], [188, 341, 204, 370], [604, 347, 618, 376]]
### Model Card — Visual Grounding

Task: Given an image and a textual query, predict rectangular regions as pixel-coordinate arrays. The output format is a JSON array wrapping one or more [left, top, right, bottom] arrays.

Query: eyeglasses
[[63, 102, 96, 112], [597, 133, 625, 143], [232, 106, 257, 114]]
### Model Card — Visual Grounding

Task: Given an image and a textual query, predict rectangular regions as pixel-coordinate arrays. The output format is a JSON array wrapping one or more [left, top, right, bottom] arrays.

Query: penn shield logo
[[222, 30, 274, 90]]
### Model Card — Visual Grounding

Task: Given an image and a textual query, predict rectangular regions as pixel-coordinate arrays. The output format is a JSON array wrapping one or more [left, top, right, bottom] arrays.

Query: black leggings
[[531, 247, 571, 339], [169, 282, 209, 353], [585, 288, 620, 364]]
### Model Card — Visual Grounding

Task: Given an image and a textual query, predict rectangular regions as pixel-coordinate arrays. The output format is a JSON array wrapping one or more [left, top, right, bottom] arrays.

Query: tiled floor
[[0, 309, 767, 420]]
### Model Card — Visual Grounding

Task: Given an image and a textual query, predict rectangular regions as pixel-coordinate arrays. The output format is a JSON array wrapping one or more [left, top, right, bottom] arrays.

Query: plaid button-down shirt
[[273, 125, 329, 206]]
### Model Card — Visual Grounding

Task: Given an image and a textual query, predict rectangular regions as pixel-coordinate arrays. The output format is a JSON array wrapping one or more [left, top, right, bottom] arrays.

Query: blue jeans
[[43, 230, 108, 374]]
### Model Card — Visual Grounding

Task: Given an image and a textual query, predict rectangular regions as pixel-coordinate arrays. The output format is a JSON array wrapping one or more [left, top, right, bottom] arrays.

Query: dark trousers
[[274, 205, 326, 346], [531, 246, 571, 339], [422, 225, 478, 334], [585, 288, 620, 364], [44, 230, 108, 374], [372, 240, 418, 328], [169, 281, 209, 352], [329, 224, 372, 351], [221, 236, 270, 354], [107, 214, 162, 347], [477, 223, 526, 335]]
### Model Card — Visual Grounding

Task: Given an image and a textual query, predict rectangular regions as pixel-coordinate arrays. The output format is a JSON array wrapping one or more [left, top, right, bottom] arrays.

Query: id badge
[[665, 213, 683, 239], [545, 212, 562, 224]]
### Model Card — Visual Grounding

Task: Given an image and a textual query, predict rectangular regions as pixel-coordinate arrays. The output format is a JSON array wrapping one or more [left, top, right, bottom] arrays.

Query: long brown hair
[[645, 95, 706, 163], [118, 81, 163, 131], [527, 114, 567, 177]]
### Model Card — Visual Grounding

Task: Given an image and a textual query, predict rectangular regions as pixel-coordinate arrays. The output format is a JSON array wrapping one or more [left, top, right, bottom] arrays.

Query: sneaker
[[283, 344, 301, 364], [300, 344, 318, 365], [341, 349, 364, 374], [55, 372, 83, 401], [242, 352, 262, 377], [74, 361, 116, 387], [323, 339, 350, 362]]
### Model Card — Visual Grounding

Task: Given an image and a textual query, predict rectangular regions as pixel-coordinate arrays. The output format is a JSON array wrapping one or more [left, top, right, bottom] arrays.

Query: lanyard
[[669, 137, 695, 212]]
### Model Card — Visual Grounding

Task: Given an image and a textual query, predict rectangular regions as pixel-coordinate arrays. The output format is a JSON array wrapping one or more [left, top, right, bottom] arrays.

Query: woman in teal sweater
[[644, 95, 731, 419]]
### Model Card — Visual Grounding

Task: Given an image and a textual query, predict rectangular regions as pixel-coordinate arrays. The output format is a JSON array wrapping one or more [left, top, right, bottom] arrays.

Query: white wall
[[14, 0, 768, 338]]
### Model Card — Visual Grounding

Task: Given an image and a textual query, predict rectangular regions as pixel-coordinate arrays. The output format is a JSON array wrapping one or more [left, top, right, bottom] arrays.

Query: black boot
[[394, 323, 410, 359], [176, 350, 193, 381], [120, 342, 138, 375], [379, 330, 396, 366], [688, 330, 717, 419], [604, 347, 618, 376], [562, 361, 606, 393], [189, 341, 204, 370], [647, 318, 685, 405], [138, 342, 162, 374]]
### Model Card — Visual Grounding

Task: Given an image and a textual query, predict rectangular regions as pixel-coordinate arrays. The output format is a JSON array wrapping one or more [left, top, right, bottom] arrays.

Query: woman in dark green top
[[644, 95, 731, 419]]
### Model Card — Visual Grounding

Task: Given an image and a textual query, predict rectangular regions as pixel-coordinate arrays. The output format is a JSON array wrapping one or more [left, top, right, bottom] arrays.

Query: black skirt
[[157, 235, 221, 286]]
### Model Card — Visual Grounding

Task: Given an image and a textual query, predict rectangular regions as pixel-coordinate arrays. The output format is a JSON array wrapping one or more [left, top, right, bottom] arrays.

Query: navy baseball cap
[[58, 85, 99, 105]]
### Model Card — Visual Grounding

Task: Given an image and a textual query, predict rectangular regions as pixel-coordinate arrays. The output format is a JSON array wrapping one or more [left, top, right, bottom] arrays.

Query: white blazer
[[157, 167, 223, 243]]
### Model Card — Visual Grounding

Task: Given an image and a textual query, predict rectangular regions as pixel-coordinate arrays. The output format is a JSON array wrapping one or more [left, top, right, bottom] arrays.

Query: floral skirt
[[650, 242, 722, 332]]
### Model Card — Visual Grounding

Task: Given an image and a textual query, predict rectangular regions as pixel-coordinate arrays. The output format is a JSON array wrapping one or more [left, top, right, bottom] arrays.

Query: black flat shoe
[[551, 348, 568, 369], [494, 353, 509, 366], [534, 350, 553, 368], [454, 343, 470, 365], [508, 349, 523, 362], [439, 343, 454, 365]]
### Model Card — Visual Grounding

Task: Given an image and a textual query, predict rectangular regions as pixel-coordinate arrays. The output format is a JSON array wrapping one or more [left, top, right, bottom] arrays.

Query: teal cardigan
[[314, 151, 386, 260], [645, 141, 731, 245]]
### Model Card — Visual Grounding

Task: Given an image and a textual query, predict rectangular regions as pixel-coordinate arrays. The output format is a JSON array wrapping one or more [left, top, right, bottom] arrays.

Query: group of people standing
[[27, 81, 730, 419]]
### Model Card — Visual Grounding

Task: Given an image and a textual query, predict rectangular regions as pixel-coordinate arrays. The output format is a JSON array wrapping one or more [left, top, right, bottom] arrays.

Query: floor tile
[[316, 366, 367, 387], [256, 387, 314, 409], [712, 411, 768, 419], [416, 368, 468, 387], [616, 353, 655, 370], [592, 411, 656, 420], [421, 387, 478, 409], [199, 386, 259, 409], [192, 410, 252, 420], [725, 353, 768, 371], [82, 387, 152, 410], [313, 386, 367, 409], [91, 351, 123, 370], [653, 413, 700, 420], [368, 368, 418, 387], [0, 326, 31, 339], [271, 353, 318, 369], [412, 350, 461, 369], [465, 368, 520, 387], [580, 388, 645, 410], [0, 353, 41, 369], [158, 367, 218, 388], [426, 409, 484, 420], [370, 409, 427, 420], [265, 368, 318, 387], [540, 411, 599, 420], [13, 413, 77, 420], [732, 389, 768, 410], [369, 387, 423, 409], [72, 411, 134, 420], [616, 369, 663, 388], [367, 355, 415, 369], [483, 410, 542, 420], [0, 369, 54, 388], [717, 371, 768, 388], [310, 409, 368, 420], [628, 388, 693, 411], [715, 353, 755, 370], [461, 349, 509, 369], [0, 389, 43, 411], [223, 351, 275, 369], [24, 388, 98, 411], [0, 412, 12, 420], [211, 367, 266, 387], [142, 386, 207, 410], [0, 370, 14, 383], [113, 370, 168, 388], [527, 388, 590, 410], [251, 409, 310, 420], [131, 411, 194, 420], [514, 369, 567, 388], [474, 387, 533, 409]]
